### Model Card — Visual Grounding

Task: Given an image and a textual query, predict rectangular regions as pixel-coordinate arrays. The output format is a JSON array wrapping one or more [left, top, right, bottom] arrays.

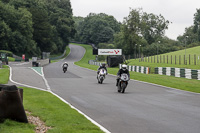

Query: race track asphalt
[[42, 44, 200, 133]]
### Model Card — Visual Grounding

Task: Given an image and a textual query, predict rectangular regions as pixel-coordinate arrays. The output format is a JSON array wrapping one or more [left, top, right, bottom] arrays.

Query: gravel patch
[[26, 111, 52, 133]]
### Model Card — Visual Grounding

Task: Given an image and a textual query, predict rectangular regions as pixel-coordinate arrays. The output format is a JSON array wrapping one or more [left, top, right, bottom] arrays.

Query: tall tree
[[75, 13, 120, 44], [0, 1, 37, 56], [114, 8, 169, 55], [193, 9, 200, 41]]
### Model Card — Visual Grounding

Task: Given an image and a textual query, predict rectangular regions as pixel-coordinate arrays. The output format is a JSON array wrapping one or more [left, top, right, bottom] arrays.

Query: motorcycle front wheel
[[121, 82, 127, 93]]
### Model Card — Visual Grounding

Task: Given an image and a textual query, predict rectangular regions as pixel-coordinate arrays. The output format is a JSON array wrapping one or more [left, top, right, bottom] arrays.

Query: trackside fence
[[155, 67, 200, 80]]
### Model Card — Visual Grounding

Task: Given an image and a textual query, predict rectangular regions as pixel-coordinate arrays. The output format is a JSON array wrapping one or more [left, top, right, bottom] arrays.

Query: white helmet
[[122, 64, 127, 71]]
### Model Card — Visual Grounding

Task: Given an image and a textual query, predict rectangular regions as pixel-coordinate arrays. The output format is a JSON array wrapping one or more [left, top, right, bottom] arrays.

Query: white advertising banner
[[98, 49, 122, 55]]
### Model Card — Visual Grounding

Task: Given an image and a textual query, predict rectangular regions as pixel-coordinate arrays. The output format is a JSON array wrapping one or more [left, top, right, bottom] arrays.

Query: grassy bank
[[72, 43, 200, 93], [0, 65, 9, 84], [128, 46, 200, 72]]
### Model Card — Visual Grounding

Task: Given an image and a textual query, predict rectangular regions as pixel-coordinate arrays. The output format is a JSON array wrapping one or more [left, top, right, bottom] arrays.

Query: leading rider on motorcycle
[[116, 64, 130, 86]]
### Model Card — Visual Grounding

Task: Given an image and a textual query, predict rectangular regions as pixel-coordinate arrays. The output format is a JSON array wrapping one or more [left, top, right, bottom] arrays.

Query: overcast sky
[[70, 0, 200, 40]]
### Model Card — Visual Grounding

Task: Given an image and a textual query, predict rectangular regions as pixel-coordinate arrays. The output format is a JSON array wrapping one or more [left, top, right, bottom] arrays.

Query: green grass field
[[72, 43, 200, 93], [128, 46, 200, 71], [0, 65, 9, 84]]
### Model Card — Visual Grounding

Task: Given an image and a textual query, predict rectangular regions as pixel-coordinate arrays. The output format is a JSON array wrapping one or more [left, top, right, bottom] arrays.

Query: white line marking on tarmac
[[30, 67, 43, 76], [8, 66, 48, 92], [41, 67, 51, 91]]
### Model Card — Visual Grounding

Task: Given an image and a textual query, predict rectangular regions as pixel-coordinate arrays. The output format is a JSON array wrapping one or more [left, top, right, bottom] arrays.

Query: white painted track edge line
[[8, 66, 48, 92], [49, 91, 111, 133], [30, 67, 43, 76], [41, 67, 51, 91]]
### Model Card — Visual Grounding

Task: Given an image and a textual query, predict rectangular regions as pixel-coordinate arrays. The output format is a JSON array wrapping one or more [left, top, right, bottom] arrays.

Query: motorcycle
[[117, 73, 129, 93], [63, 67, 67, 73], [97, 69, 106, 84]]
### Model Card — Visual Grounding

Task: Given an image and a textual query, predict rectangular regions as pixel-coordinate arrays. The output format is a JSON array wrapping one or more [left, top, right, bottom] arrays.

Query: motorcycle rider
[[116, 64, 130, 86], [97, 63, 107, 78], [62, 62, 68, 72]]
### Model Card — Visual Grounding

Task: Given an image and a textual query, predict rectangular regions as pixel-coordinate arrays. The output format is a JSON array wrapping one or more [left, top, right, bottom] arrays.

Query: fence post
[[179, 55, 181, 65], [171, 55, 172, 64], [194, 54, 196, 65], [154, 56, 155, 63], [189, 54, 190, 65]]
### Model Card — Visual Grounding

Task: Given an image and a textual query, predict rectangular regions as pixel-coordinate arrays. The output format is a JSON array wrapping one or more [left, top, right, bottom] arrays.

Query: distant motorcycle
[[63, 64, 68, 73], [117, 73, 129, 93], [97, 69, 107, 84]]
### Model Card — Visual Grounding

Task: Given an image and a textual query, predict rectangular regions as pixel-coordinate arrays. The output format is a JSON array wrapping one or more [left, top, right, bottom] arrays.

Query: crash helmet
[[101, 63, 106, 67], [122, 64, 127, 71]]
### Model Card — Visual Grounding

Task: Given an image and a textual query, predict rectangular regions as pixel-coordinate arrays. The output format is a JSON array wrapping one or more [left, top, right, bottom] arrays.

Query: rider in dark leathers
[[62, 62, 68, 72], [97, 63, 107, 78], [116, 64, 130, 86]]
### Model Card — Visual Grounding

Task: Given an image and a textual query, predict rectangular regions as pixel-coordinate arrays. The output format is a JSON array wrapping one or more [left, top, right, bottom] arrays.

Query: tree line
[[1, 1, 200, 58], [0, 0, 75, 57], [73, 8, 200, 57]]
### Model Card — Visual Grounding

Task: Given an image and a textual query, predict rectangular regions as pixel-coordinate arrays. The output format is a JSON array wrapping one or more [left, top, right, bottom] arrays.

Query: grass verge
[[0, 65, 9, 84], [23, 87, 103, 133], [0, 87, 103, 133], [72, 43, 200, 93]]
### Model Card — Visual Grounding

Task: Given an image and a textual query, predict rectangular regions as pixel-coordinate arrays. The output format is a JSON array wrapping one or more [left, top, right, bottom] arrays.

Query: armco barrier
[[37, 59, 50, 66], [119, 64, 150, 74], [155, 67, 200, 80], [88, 60, 102, 66]]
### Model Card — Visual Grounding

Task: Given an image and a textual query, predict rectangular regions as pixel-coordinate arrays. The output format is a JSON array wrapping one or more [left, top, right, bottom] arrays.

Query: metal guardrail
[[88, 60, 102, 66]]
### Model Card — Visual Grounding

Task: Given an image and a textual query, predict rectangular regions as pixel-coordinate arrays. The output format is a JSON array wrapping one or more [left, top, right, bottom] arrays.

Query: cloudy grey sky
[[70, 0, 200, 40]]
